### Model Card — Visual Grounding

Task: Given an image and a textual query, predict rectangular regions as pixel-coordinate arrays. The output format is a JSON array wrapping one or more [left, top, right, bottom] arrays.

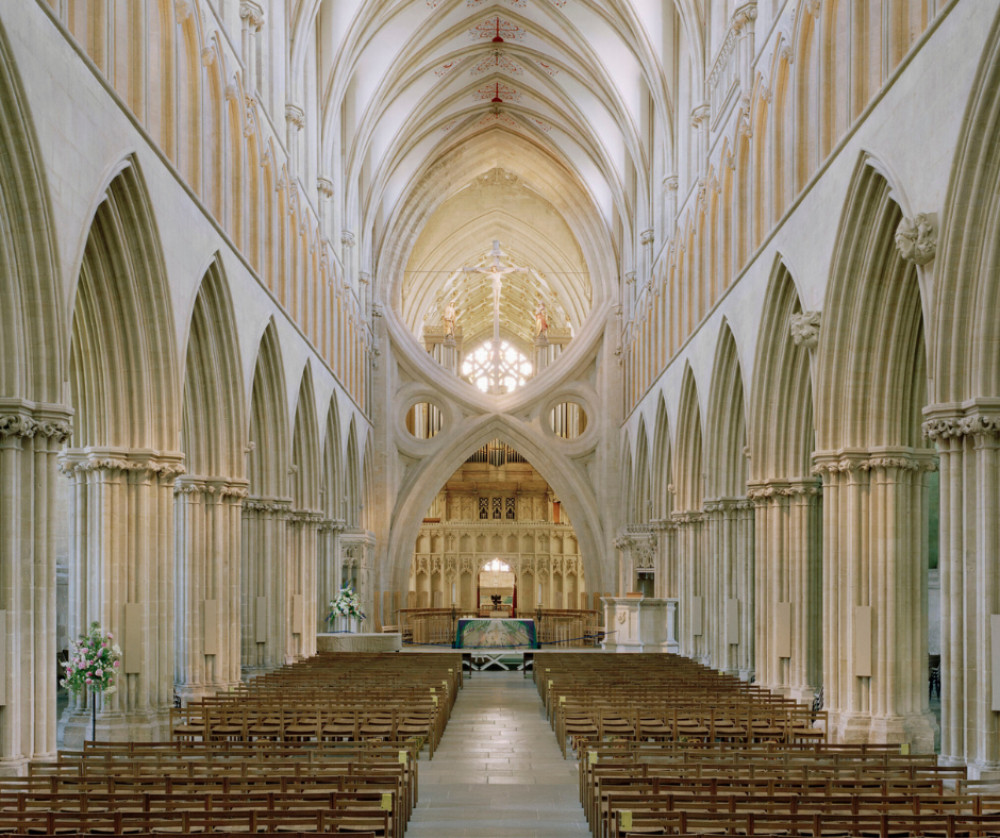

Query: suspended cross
[[462, 241, 528, 392]]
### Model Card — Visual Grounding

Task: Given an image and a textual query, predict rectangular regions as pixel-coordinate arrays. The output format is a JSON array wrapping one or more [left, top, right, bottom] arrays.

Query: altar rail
[[397, 608, 600, 648]]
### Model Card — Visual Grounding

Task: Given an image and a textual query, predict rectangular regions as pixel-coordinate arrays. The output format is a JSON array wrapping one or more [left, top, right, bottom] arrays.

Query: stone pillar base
[[788, 685, 816, 705], [62, 709, 171, 748], [869, 713, 938, 753], [967, 762, 1000, 781], [834, 712, 872, 744], [0, 757, 30, 777], [175, 682, 241, 705]]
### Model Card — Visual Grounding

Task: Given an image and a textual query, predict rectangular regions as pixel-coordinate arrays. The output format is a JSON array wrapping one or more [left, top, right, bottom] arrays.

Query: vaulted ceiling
[[292, 0, 684, 356]]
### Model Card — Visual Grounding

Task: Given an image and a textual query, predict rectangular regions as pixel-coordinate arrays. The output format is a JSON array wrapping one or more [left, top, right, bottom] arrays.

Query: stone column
[[0, 404, 71, 773], [174, 477, 248, 703], [285, 510, 322, 661], [703, 498, 754, 677], [238, 1, 264, 94], [813, 450, 938, 751], [672, 511, 707, 664], [316, 519, 344, 633], [750, 479, 822, 702], [59, 448, 184, 744], [240, 497, 290, 677], [924, 409, 1000, 778]]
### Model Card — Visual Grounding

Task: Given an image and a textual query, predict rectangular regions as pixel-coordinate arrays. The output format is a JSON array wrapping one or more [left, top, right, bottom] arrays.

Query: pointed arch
[[290, 363, 321, 512], [750, 259, 815, 481], [180, 256, 246, 478], [814, 155, 936, 749], [631, 419, 651, 525], [621, 436, 635, 525], [927, 7, 1000, 771], [651, 394, 673, 522], [0, 22, 63, 403], [247, 320, 290, 499], [706, 321, 749, 500], [384, 417, 607, 595], [816, 159, 928, 450], [321, 397, 343, 520], [0, 18, 69, 767], [933, 8, 1000, 403], [361, 441, 375, 534], [674, 365, 704, 512], [345, 418, 362, 529], [69, 157, 179, 449]]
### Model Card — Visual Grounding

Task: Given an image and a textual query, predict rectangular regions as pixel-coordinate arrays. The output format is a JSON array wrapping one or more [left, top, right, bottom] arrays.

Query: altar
[[455, 618, 538, 649]]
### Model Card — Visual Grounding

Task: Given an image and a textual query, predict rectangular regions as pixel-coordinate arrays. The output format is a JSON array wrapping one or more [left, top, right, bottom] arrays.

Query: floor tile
[[405, 671, 589, 837]]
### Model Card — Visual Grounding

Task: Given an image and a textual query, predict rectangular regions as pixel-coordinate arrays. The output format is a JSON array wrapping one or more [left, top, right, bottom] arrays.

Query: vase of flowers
[[327, 585, 365, 633], [60, 621, 122, 741]]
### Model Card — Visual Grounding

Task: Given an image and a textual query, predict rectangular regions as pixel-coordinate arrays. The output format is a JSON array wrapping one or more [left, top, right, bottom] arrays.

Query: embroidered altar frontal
[[455, 618, 538, 649]]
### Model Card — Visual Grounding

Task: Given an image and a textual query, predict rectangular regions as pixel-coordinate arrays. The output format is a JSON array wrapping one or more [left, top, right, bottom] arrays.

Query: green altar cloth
[[455, 618, 537, 649]]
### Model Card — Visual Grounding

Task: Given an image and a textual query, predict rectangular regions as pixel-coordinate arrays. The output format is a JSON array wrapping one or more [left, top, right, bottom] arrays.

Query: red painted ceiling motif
[[468, 16, 526, 43], [475, 81, 522, 103], [467, 0, 528, 7], [472, 49, 523, 76], [476, 111, 519, 129]]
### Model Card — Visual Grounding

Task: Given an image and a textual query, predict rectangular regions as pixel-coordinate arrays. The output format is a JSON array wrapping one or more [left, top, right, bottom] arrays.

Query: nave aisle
[[405, 671, 589, 838]]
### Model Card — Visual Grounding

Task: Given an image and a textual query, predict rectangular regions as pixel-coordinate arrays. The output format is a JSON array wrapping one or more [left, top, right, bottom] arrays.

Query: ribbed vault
[[292, 0, 683, 375]]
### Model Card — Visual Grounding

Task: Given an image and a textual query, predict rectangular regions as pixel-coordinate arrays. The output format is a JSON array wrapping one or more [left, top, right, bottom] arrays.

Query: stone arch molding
[[385, 414, 608, 596], [383, 285, 614, 415]]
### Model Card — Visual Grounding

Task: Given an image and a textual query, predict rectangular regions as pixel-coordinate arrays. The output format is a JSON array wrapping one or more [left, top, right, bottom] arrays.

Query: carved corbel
[[285, 104, 305, 131], [895, 212, 937, 266], [790, 310, 821, 349], [239, 0, 264, 31]]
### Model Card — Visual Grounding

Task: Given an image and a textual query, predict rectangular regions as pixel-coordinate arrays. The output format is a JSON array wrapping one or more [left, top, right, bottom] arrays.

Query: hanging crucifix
[[462, 240, 527, 393]]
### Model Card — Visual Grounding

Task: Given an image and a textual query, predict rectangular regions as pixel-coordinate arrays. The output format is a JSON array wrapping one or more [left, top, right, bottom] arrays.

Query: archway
[[814, 157, 936, 750], [404, 438, 588, 617], [478, 559, 516, 617]]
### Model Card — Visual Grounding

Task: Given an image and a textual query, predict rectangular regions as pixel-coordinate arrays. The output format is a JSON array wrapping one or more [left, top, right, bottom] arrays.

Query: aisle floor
[[405, 670, 590, 838]]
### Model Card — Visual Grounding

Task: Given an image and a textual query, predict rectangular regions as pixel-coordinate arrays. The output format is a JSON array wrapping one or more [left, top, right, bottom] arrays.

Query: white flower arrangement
[[328, 584, 365, 623], [60, 621, 122, 696]]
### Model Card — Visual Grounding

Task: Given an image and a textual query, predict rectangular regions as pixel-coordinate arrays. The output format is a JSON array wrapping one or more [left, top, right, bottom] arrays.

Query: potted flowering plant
[[60, 621, 122, 740], [327, 585, 365, 632]]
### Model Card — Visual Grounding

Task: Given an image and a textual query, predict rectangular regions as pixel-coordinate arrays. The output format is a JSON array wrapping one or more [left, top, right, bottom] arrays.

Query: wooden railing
[[396, 607, 600, 648]]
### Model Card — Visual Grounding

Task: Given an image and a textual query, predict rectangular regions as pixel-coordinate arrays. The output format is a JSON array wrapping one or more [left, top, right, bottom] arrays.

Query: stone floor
[[404, 670, 590, 838]]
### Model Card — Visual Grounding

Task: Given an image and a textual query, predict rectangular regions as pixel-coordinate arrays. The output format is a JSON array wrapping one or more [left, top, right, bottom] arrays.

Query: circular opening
[[405, 402, 444, 439], [549, 401, 588, 439], [461, 339, 533, 394]]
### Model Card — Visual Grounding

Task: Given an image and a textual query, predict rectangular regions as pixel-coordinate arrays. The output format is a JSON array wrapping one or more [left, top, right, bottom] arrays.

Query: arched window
[[483, 558, 511, 573]]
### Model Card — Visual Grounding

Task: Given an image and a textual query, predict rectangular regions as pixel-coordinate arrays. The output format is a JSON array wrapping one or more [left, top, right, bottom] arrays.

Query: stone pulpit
[[601, 596, 679, 653]]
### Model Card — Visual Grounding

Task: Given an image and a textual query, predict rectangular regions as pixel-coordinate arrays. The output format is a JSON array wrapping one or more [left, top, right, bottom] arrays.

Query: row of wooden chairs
[[0, 653, 463, 835], [531, 653, 998, 838]]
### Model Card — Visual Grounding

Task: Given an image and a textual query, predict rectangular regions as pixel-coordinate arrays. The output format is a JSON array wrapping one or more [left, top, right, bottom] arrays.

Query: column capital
[[239, 0, 264, 31], [59, 447, 185, 479], [923, 402, 1000, 441], [747, 478, 822, 502], [242, 495, 293, 514], [0, 400, 72, 443], [173, 475, 249, 499], [812, 447, 937, 475]]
